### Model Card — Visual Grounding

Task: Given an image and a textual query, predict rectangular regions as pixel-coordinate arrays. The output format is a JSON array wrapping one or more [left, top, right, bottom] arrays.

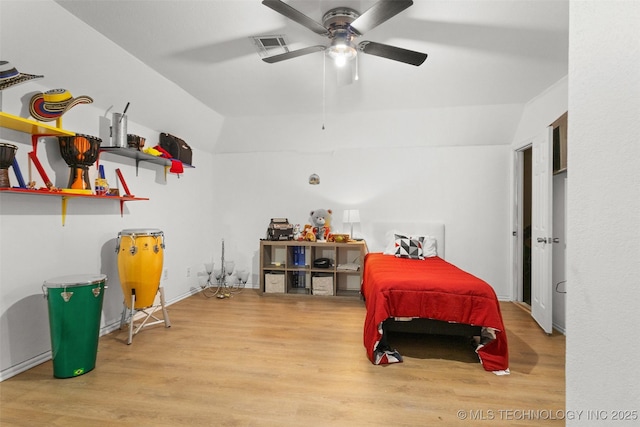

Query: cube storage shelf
[[259, 240, 367, 297]]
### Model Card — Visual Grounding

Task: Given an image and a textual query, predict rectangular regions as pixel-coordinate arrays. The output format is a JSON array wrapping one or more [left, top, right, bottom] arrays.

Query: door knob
[[537, 237, 548, 243]]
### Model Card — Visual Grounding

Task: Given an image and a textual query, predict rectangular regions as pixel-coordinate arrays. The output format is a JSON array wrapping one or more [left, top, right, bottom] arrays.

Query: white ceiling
[[55, 0, 569, 119]]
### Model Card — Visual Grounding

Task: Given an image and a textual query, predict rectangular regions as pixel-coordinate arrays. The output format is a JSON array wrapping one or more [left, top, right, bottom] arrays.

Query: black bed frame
[[375, 318, 482, 357], [383, 318, 482, 336]]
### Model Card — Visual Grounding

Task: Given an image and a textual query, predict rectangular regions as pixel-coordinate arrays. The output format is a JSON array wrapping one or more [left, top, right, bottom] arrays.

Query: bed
[[361, 222, 509, 374]]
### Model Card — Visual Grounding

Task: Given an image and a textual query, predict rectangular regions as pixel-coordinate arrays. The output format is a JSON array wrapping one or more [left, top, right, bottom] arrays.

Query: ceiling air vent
[[251, 35, 290, 58]]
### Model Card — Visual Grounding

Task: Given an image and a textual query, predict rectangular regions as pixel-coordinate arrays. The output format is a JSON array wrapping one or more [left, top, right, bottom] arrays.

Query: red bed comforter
[[361, 253, 509, 372]]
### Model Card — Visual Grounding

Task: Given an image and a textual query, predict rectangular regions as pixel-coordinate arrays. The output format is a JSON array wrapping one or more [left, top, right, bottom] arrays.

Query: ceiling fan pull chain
[[322, 54, 326, 130]]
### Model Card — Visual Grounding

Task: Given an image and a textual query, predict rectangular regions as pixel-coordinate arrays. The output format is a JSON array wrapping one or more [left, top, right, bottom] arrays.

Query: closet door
[[531, 127, 553, 334]]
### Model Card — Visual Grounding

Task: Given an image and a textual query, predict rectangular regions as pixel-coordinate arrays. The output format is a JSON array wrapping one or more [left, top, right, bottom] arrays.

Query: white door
[[531, 127, 553, 333]]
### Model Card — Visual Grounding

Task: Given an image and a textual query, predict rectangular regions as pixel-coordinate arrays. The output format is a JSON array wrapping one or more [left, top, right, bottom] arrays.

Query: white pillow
[[417, 235, 437, 258], [383, 229, 403, 255]]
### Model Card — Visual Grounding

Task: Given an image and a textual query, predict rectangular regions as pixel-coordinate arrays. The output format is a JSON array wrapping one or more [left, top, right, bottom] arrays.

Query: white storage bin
[[312, 276, 334, 296], [265, 273, 285, 293]]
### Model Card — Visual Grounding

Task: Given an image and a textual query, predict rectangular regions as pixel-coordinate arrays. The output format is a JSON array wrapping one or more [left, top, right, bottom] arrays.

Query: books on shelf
[[292, 271, 306, 289], [292, 246, 307, 288], [292, 246, 306, 267]]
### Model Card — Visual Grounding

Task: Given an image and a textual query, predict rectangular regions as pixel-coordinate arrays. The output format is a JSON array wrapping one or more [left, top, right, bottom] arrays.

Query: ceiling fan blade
[[262, 0, 329, 36], [350, 0, 414, 35], [358, 41, 427, 66], [262, 45, 325, 63]]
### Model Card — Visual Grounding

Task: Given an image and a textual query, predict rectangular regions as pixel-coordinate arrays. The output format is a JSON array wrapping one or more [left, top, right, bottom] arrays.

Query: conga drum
[[116, 229, 164, 309], [0, 142, 18, 188], [43, 274, 107, 378]]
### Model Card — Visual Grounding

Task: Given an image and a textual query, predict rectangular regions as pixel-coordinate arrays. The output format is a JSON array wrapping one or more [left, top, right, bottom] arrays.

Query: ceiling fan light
[[326, 41, 357, 67], [334, 53, 348, 67]]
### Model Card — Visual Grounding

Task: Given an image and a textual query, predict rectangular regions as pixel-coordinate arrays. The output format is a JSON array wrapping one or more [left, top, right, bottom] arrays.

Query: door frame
[[513, 134, 554, 333], [512, 143, 532, 303]]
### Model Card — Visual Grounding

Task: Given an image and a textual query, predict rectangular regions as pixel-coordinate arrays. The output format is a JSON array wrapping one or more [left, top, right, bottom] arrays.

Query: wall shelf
[[0, 111, 75, 137], [0, 188, 148, 225], [99, 147, 194, 178], [0, 112, 148, 225], [100, 147, 171, 167]]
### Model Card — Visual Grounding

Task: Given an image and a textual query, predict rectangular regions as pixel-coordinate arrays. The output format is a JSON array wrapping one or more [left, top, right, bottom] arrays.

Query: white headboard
[[368, 222, 445, 259]]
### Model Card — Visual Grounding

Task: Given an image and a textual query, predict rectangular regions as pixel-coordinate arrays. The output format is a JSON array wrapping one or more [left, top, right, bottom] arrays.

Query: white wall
[[566, 1, 640, 423], [0, 0, 221, 380], [212, 143, 512, 300], [216, 104, 523, 153], [511, 76, 568, 147], [0, 1, 225, 146]]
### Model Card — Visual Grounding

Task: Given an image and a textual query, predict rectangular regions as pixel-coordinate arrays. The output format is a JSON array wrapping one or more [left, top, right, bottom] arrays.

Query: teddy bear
[[308, 208, 332, 241]]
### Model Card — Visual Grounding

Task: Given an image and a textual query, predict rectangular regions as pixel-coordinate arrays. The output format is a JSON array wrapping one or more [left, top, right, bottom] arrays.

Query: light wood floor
[[0, 290, 565, 426]]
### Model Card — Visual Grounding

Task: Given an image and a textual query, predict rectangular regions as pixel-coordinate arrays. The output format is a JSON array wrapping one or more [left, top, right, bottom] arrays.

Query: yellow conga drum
[[116, 228, 164, 309]]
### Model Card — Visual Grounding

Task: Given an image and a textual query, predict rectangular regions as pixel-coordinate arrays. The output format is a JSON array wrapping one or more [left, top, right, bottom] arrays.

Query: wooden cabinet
[[259, 240, 367, 297]]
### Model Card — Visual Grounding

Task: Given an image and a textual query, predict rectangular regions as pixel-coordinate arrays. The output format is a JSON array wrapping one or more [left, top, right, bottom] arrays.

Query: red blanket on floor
[[361, 253, 509, 372]]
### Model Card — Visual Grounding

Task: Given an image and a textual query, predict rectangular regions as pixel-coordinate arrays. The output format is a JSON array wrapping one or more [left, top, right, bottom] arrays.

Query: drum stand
[[119, 287, 171, 345]]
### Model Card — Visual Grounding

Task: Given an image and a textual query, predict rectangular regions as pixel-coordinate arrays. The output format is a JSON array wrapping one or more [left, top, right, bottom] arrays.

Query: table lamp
[[343, 209, 361, 239]]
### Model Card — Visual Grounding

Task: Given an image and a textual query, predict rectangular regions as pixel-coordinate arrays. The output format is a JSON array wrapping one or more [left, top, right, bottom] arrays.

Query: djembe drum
[[0, 142, 18, 188], [116, 229, 165, 309], [58, 134, 101, 191]]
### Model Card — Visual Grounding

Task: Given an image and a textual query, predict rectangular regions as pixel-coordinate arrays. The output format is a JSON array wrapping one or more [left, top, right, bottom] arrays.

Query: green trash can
[[43, 274, 107, 378]]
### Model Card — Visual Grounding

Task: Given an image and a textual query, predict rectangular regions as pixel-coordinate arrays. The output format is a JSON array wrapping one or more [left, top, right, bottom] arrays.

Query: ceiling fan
[[261, 0, 428, 67]]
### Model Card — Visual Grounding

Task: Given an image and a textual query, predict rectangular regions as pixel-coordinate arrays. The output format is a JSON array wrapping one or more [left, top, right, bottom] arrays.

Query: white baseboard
[[0, 351, 52, 382], [1, 287, 202, 382], [552, 322, 566, 335]]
